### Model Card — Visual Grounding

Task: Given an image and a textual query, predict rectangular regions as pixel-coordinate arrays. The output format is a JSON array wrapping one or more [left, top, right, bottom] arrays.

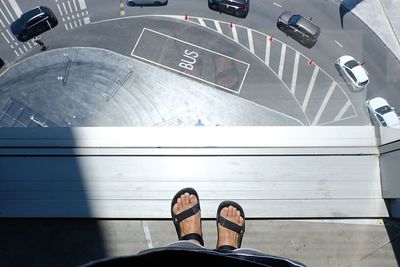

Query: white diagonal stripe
[[291, 51, 300, 94], [73, 20, 77, 27], [247, 28, 254, 54], [6, 29, 14, 41], [0, 8, 10, 24], [7, 0, 22, 17], [57, 3, 63, 16], [0, 17, 5, 27], [13, 49, 19, 56], [72, 0, 78, 12], [142, 221, 153, 249], [302, 66, 319, 112], [312, 81, 336, 125], [67, 1, 73, 13], [22, 44, 28, 51], [278, 43, 286, 79], [197, 17, 206, 27], [214, 20, 222, 34], [27, 41, 32, 48], [265, 36, 271, 66], [62, 2, 68, 15], [69, 21, 73, 29], [231, 24, 238, 43], [1, 0, 15, 21], [18, 47, 23, 54], [78, 18, 82, 26], [335, 100, 351, 120], [1, 32, 10, 43], [64, 24, 69, 30]]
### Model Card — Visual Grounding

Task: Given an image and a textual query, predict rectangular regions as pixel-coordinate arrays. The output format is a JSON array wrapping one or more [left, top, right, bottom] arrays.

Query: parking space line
[[335, 100, 351, 120], [231, 25, 239, 43], [278, 43, 286, 79], [0, 8, 10, 24], [312, 81, 336, 125], [265, 36, 271, 66], [302, 65, 319, 112], [214, 20, 222, 34], [1, 32, 10, 43], [7, 0, 22, 17], [247, 28, 254, 54], [1, 0, 15, 21], [198, 17, 206, 27], [291, 51, 300, 94]]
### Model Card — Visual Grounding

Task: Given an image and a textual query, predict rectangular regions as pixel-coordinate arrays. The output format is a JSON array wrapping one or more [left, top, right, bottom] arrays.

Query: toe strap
[[174, 202, 200, 223], [217, 215, 244, 234]]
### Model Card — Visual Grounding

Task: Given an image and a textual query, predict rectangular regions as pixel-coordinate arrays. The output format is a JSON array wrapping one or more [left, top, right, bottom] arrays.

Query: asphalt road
[[0, 0, 399, 126]]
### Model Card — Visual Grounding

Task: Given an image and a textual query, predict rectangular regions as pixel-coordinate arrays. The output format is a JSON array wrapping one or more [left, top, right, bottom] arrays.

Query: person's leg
[[171, 188, 204, 246], [216, 201, 245, 251]]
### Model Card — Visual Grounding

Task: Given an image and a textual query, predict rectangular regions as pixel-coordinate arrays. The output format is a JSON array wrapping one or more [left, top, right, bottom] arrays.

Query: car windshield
[[376, 105, 393, 115], [344, 59, 359, 69], [288, 14, 302, 25]]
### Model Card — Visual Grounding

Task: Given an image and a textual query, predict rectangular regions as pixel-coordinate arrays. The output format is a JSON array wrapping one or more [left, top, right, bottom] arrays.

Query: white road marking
[[6, 29, 14, 41], [10, 44, 13, 48], [69, 21, 73, 29], [62, 17, 65, 22], [142, 221, 153, 248], [27, 42, 32, 48], [78, 18, 82, 26], [22, 44, 28, 52], [278, 43, 286, 79], [13, 49, 19, 56], [197, 17, 206, 27], [247, 28, 254, 54], [7, 0, 22, 17], [78, 0, 87, 10], [73, 20, 77, 28], [334, 40, 343, 48], [77, 13, 80, 18], [57, 3, 63, 16], [312, 81, 336, 125], [67, 1, 73, 13], [81, 11, 85, 16], [214, 20, 222, 34], [72, 14, 75, 19], [62, 2, 68, 15], [335, 100, 351, 120], [0, 8, 10, 24], [72, 0, 78, 12], [302, 65, 319, 112], [83, 17, 90, 24], [1, 32, 10, 43], [18, 47, 23, 54], [64, 24, 69, 30], [1, 0, 15, 21], [0, 17, 5, 27], [67, 16, 70, 21], [265, 36, 271, 66], [273, 2, 282, 7], [291, 51, 300, 94], [231, 24, 238, 43]]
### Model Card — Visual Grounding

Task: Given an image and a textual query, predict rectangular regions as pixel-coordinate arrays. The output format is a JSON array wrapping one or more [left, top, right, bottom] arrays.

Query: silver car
[[126, 0, 168, 6]]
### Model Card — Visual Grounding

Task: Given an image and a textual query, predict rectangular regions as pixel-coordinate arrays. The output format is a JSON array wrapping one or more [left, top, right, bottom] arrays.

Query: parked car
[[126, 0, 168, 6], [336, 55, 369, 92], [366, 97, 400, 128], [10, 6, 58, 42], [208, 0, 250, 18], [277, 11, 320, 48]]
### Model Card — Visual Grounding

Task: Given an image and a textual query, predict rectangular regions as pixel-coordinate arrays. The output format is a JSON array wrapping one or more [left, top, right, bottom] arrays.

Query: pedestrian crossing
[[0, 0, 37, 58], [184, 16, 358, 126], [55, 0, 91, 31]]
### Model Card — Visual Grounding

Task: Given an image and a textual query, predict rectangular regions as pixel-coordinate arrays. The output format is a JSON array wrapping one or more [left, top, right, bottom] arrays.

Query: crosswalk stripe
[[64, 24, 69, 30], [67, 1, 73, 13], [5, 29, 14, 41], [278, 43, 286, 79], [302, 66, 319, 112], [214, 20, 222, 34], [0, 17, 5, 27], [231, 24, 238, 43], [57, 3, 63, 16], [312, 81, 336, 125], [265, 36, 271, 66], [62, 2, 68, 15], [22, 44, 28, 52], [291, 51, 300, 94], [18, 47, 23, 54], [247, 28, 254, 54], [1, 0, 15, 21], [335, 100, 351, 121], [69, 21, 73, 29], [7, 0, 22, 17], [1, 31, 10, 43], [197, 18, 206, 27], [13, 49, 19, 56], [72, 0, 79, 12], [78, 18, 82, 26], [27, 42, 32, 48], [0, 8, 10, 24], [74, 20, 77, 28]]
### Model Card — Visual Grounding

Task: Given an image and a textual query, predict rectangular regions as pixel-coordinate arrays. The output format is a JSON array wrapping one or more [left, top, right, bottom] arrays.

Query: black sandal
[[171, 187, 204, 246], [216, 200, 245, 250]]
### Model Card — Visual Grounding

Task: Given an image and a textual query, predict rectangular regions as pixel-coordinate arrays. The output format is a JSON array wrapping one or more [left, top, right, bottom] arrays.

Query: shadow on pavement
[[384, 218, 400, 266], [339, 0, 363, 28]]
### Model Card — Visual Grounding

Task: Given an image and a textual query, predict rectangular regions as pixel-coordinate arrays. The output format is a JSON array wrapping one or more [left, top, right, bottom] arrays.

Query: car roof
[[21, 6, 42, 20], [351, 65, 369, 83], [297, 17, 319, 36], [369, 97, 389, 110]]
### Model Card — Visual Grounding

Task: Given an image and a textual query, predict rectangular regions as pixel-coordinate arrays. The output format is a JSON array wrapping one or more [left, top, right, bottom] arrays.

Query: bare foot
[[172, 192, 202, 245], [217, 205, 245, 249]]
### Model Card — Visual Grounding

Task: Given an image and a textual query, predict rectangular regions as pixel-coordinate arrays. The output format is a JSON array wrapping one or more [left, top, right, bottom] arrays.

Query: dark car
[[10, 6, 58, 42], [277, 11, 320, 48], [126, 0, 168, 6], [208, 0, 250, 18]]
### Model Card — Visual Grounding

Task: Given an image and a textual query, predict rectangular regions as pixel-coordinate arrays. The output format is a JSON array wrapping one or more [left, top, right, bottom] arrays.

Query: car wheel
[[277, 23, 285, 30], [208, 3, 217, 10]]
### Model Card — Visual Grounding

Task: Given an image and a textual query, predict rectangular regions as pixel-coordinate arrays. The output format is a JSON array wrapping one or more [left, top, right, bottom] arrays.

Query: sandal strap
[[217, 245, 236, 250], [174, 203, 200, 223], [181, 233, 204, 246], [217, 216, 244, 234]]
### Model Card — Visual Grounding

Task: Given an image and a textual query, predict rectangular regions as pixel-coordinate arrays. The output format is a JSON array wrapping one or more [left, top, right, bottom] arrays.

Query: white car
[[336, 55, 369, 91], [366, 97, 400, 128]]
